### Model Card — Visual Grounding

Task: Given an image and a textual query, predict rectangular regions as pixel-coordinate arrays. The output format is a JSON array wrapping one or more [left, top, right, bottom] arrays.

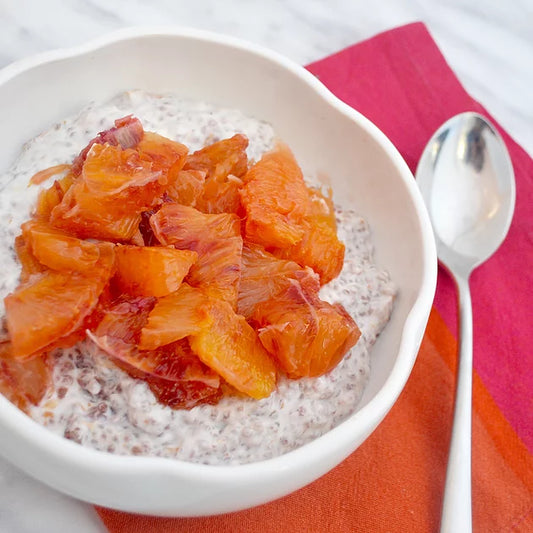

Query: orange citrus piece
[[71, 115, 144, 176], [195, 174, 243, 214], [273, 187, 345, 284], [252, 279, 360, 378], [184, 134, 248, 181], [239, 143, 310, 248], [136, 131, 188, 176], [150, 202, 241, 244], [14, 235, 45, 283], [0, 342, 51, 412], [82, 143, 160, 199], [89, 296, 221, 409], [183, 134, 248, 214], [150, 203, 242, 307], [29, 164, 71, 186], [139, 283, 212, 350], [189, 297, 276, 399], [21, 220, 111, 273], [5, 270, 111, 360], [114, 245, 197, 298], [34, 173, 75, 219], [237, 242, 319, 319], [50, 179, 142, 241], [165, 169, 206, 206]]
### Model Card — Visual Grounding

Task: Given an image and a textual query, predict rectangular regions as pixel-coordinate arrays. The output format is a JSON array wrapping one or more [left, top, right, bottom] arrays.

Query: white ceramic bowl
[[0, 28, 436, 516]]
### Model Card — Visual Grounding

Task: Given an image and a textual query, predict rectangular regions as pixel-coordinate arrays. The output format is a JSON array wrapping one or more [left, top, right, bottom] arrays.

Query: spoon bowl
[[417, 112, 515, 277], [416, 111, 515, 533]]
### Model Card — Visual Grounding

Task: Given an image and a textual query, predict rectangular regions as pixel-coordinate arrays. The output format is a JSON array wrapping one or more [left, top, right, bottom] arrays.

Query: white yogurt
[[0, 90, 396, 465]]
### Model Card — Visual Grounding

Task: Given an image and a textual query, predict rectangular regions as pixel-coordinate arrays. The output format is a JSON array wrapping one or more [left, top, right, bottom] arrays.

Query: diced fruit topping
[[184, 134, 248, 214], [150, 202, 241, 244], [21, 220, 112, 273], [114, 245, 197, 298], [34, 172, 75, 219], [139, 340, 222, 409], [71, 115, 144, 175], [5, 270, 112, 360], [252, 279, 360, 378], [184, 134, 249, 181], [2, 117, 359, 411], [29, 164, 71, 186], [240, 143, 310, 248], [14, 235, 46, 283], [189, 297, 277, 399], [237, 243, 319, 319], [136, 131, 188, 177], [89, 297, 221, 409], [139, 283, 212, 350], [165, 169, 206, 206], [150, 204, 242, 307], [50, 178, 143, 241], [272, 187, 345, 284], [0, 341, 51, 412]]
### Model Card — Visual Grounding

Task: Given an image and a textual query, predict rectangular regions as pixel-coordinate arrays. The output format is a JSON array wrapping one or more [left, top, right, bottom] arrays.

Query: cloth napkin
[[96, 22, 533, 532]]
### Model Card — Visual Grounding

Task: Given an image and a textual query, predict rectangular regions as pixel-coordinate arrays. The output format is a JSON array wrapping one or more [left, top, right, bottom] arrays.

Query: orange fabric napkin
[[97, 22, 533, 532]]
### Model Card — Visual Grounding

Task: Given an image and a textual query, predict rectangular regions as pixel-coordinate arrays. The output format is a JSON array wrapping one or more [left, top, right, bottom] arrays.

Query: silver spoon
[[415, 112, 515, 533]]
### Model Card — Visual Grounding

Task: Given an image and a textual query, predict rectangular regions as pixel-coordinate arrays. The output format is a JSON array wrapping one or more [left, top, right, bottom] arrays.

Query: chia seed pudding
[[0, 90, 396, 465]]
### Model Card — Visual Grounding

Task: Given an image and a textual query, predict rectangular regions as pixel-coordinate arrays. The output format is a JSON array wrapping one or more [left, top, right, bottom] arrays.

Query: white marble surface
[[0, 1, 531, 531]]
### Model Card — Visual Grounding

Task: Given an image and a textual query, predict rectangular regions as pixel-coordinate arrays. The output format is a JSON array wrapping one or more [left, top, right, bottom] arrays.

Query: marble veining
[[0, 0, 531, 156]]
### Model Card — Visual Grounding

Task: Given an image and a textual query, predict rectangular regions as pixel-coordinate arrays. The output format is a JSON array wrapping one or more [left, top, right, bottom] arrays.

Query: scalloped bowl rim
[[0, 27, 437, 514]]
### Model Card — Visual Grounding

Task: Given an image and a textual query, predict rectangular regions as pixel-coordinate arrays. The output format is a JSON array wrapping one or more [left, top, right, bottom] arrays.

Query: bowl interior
[[0, 30, 435, 515]]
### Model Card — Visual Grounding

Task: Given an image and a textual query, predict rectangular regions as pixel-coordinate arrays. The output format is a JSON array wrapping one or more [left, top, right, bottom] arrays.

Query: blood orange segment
[[14, 235, 45, 283], [89, 296, 221, 409], [185, 236, 243, 305], [150, 203, 242, 307], [0, 342, 51, 412], [183, 134, 248, 214], [166, 169, 206, 206], [282, 219, 345, 284], [35, 173, 75, 219], [150, 202, 241, 244], [273, 188, 345, 284], [114, 245, 197, 298], [195, 174, 243, 214], [93, 295, 156, 349], [136, 131, 188, 192], [237, 243, 319, 319], [137, 132, 188, 169], [5, 270, 111, 360], [189, 297, 276, 399], [252, 279, 360, 378], [40, 283, 115, 354], [139, 283, 212, 350], [184, 134, 249, 181], [141, 340, 222, 409], [50, 141, 177, 241], [71, 115, 144, 176], [50, 179, 142, 241], [82, 143, 161, 198], [21, 220, 108, 273], [239, 143, 310, 248], [29, 164, 71, 186]]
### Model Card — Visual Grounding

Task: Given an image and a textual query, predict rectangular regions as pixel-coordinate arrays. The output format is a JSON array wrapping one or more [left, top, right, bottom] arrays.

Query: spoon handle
[[440, 272, 473, 533]]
